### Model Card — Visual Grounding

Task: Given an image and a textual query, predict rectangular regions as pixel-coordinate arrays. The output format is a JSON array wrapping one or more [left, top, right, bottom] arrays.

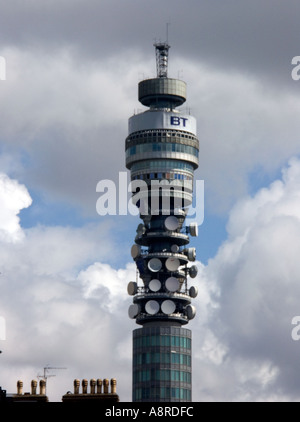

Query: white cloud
[[0, 173, 32, 242], [0, 234, 135, 401], [197, 157, 300, 400], [79, 262, 136, 312], [0, 172, 134, 401]]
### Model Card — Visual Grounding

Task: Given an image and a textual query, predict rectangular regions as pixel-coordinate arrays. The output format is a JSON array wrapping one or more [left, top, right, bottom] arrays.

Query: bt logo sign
[[170, 116, 188, 127]]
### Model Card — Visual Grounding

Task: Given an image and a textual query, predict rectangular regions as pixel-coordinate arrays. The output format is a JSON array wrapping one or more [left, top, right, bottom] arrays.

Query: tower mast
[[126, 44, 199, 402]]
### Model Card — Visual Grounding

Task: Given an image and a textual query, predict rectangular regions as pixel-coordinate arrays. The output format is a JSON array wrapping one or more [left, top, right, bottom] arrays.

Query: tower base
[[132, 325, 192, 402]]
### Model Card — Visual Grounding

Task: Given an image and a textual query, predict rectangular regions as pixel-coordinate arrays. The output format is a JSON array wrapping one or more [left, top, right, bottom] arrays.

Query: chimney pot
[[82, 379, 88, 394], [90, 378, 96, 394], [17, 380, 23, 395], [96, 379, 102, 394], [39, 379, 46, 395], [110, 378, 117, 394], [74, 379, 80, 394], [103, 378, 109, 394], [31, 379, 37, 395]]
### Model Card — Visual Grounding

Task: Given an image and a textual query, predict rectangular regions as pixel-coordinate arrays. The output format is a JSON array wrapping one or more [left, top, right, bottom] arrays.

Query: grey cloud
[[0, 0, 299, 89], [1, 1, 300, 218], [2, 43, 300, 218]]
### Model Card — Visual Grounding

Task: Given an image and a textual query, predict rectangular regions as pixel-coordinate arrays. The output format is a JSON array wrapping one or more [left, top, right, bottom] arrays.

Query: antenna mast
[[166, 22, 170, 44], [154, 42, 170, 78]]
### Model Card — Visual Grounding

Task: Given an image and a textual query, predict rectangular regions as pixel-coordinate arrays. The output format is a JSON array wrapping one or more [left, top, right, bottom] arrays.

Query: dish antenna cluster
[[127, 212, 198, 325]]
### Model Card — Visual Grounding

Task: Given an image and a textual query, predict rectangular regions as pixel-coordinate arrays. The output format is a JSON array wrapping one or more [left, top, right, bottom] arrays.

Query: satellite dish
[[171, 244, 179, 253], [137, 223, 146, 235], [189, 286, 198, 298], [164, 216, 179, 231], [186, 304, 196, 320], [161, 300, 176, 315], [189, 222, 198, 237], [131, 244, 141, 259], [187, 247, 196, 261], [128, 304, 140, 319], [165, 257, 180, 271], [127, 281, 138, 296], [165, 277, 180, 292], [145, 300, 160, 315], [148, 258, 162, 272], [149, 279, 161, 292], [189, 265, 198, 278]]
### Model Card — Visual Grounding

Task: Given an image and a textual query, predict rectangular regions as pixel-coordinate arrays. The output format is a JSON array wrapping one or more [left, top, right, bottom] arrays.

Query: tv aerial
[[37, 365, 67, 392]]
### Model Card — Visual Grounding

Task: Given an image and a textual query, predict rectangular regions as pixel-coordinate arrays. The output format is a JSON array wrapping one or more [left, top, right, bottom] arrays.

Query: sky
[[1, 0, 300, 402]]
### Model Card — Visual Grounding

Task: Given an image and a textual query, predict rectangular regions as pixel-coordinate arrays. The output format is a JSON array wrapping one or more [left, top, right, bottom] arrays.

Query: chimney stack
[[62, 377, 119, 402]]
